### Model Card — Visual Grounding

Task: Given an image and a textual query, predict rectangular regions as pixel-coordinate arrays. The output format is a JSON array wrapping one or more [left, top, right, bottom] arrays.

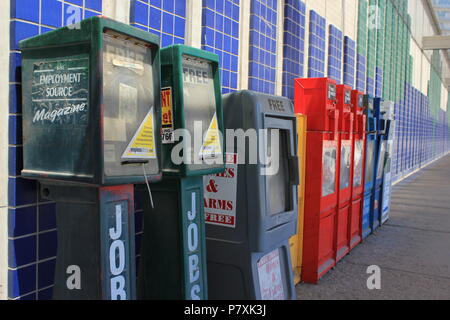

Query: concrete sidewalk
[[296, 155, 450, 300]]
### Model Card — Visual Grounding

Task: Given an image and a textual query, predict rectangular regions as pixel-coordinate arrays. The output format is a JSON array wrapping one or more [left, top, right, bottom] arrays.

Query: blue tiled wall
[[327, 25, 343, 83], [8, 0, 103, 300], [130, 0, 186, 47], [366, 75, 374, 96], [391, 80, 449, 184], [281, 0, 305, 99], [248, 0, 277, 94], [202, 0, 240, 94], [307, 10, 326, 78], [343, 36, 355, 87]]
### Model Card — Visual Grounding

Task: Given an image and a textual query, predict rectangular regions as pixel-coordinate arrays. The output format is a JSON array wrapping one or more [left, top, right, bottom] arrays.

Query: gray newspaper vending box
[[205, 90, 299, 300]]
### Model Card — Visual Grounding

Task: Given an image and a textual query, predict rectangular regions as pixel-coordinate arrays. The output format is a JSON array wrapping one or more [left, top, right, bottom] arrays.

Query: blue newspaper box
[[371, 98, 387, 232], [380, 101, 395, 224], [362, 95, 377, 239]]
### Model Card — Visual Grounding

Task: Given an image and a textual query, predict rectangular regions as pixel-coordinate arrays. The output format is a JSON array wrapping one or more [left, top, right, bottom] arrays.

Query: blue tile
[[149, 6, 162, 30], [8, 265, 37, 299], [215, 31, 224, 49], [9, 83, 22, 114], [216, 13, 224, 31], [161, 33, 173, 47], [9, 236, 37, 268], [8, 145, 23, 177], [162, 11, 174, 34], [10, 20, 39, 51], [203, 8, 214, 26], [163, 0, 175, 12], [41, 0, 62, 28], [174, 16, 185, 38], [8, 115, 22, 146], [281, 2, 306, 98], [224, 17, 232, 34], [85, 0, 102, 12], [8, 178, 37, 207], [12, 0, 40, 22], [175, 0, 186, 16], [10, 51, 22, 83], [8, 206, 37, 238], [133, 1, 149, 25]]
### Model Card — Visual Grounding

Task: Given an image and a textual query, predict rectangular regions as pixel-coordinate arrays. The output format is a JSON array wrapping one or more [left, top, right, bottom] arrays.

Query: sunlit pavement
[[296, 154, 450, 300]]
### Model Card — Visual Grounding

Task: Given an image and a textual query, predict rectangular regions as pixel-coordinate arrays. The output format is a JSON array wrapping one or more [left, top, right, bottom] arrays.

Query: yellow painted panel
[[289, 114, 307, 286]]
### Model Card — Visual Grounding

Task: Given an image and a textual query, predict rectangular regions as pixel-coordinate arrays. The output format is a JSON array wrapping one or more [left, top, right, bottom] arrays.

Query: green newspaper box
[[20, 17, 162, 299], [138, 45, 225, 300], [20, 17, 162, 185]]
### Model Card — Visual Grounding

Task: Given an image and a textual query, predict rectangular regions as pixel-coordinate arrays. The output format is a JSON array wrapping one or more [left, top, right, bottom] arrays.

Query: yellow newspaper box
[[289, 114, 307, 285]]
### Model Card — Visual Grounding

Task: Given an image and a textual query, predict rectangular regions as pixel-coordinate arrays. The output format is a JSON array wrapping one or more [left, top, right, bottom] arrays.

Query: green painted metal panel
[[20, 16, 163, 186], [159, 45, 225, 177], [138, 176, 208, 300], [138, 45, 225, 300]]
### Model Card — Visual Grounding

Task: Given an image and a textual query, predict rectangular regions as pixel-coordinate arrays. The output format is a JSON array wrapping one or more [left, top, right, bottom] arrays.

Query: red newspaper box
[[294, 78, 339, 283], [335, 85, 354, 262], [349, 90, 366, 250]]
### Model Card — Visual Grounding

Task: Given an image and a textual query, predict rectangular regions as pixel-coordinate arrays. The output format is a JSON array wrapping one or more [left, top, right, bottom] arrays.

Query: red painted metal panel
[[349, 90, 366, 250], [295, 78, 341, 283], [294, 78, 338, 132], [300, 127, 339, 283], [335, 85, 354, 262]]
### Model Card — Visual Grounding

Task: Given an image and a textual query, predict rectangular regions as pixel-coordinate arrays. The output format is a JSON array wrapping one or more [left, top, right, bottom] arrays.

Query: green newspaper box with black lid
[[20, 16, 162, 299], [138, 45, 225, 300]]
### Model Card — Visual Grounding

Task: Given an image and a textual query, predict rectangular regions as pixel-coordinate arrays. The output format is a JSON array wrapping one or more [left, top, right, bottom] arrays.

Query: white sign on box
[[257, 249, 285, 300], [203, 153, 238, 228]]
